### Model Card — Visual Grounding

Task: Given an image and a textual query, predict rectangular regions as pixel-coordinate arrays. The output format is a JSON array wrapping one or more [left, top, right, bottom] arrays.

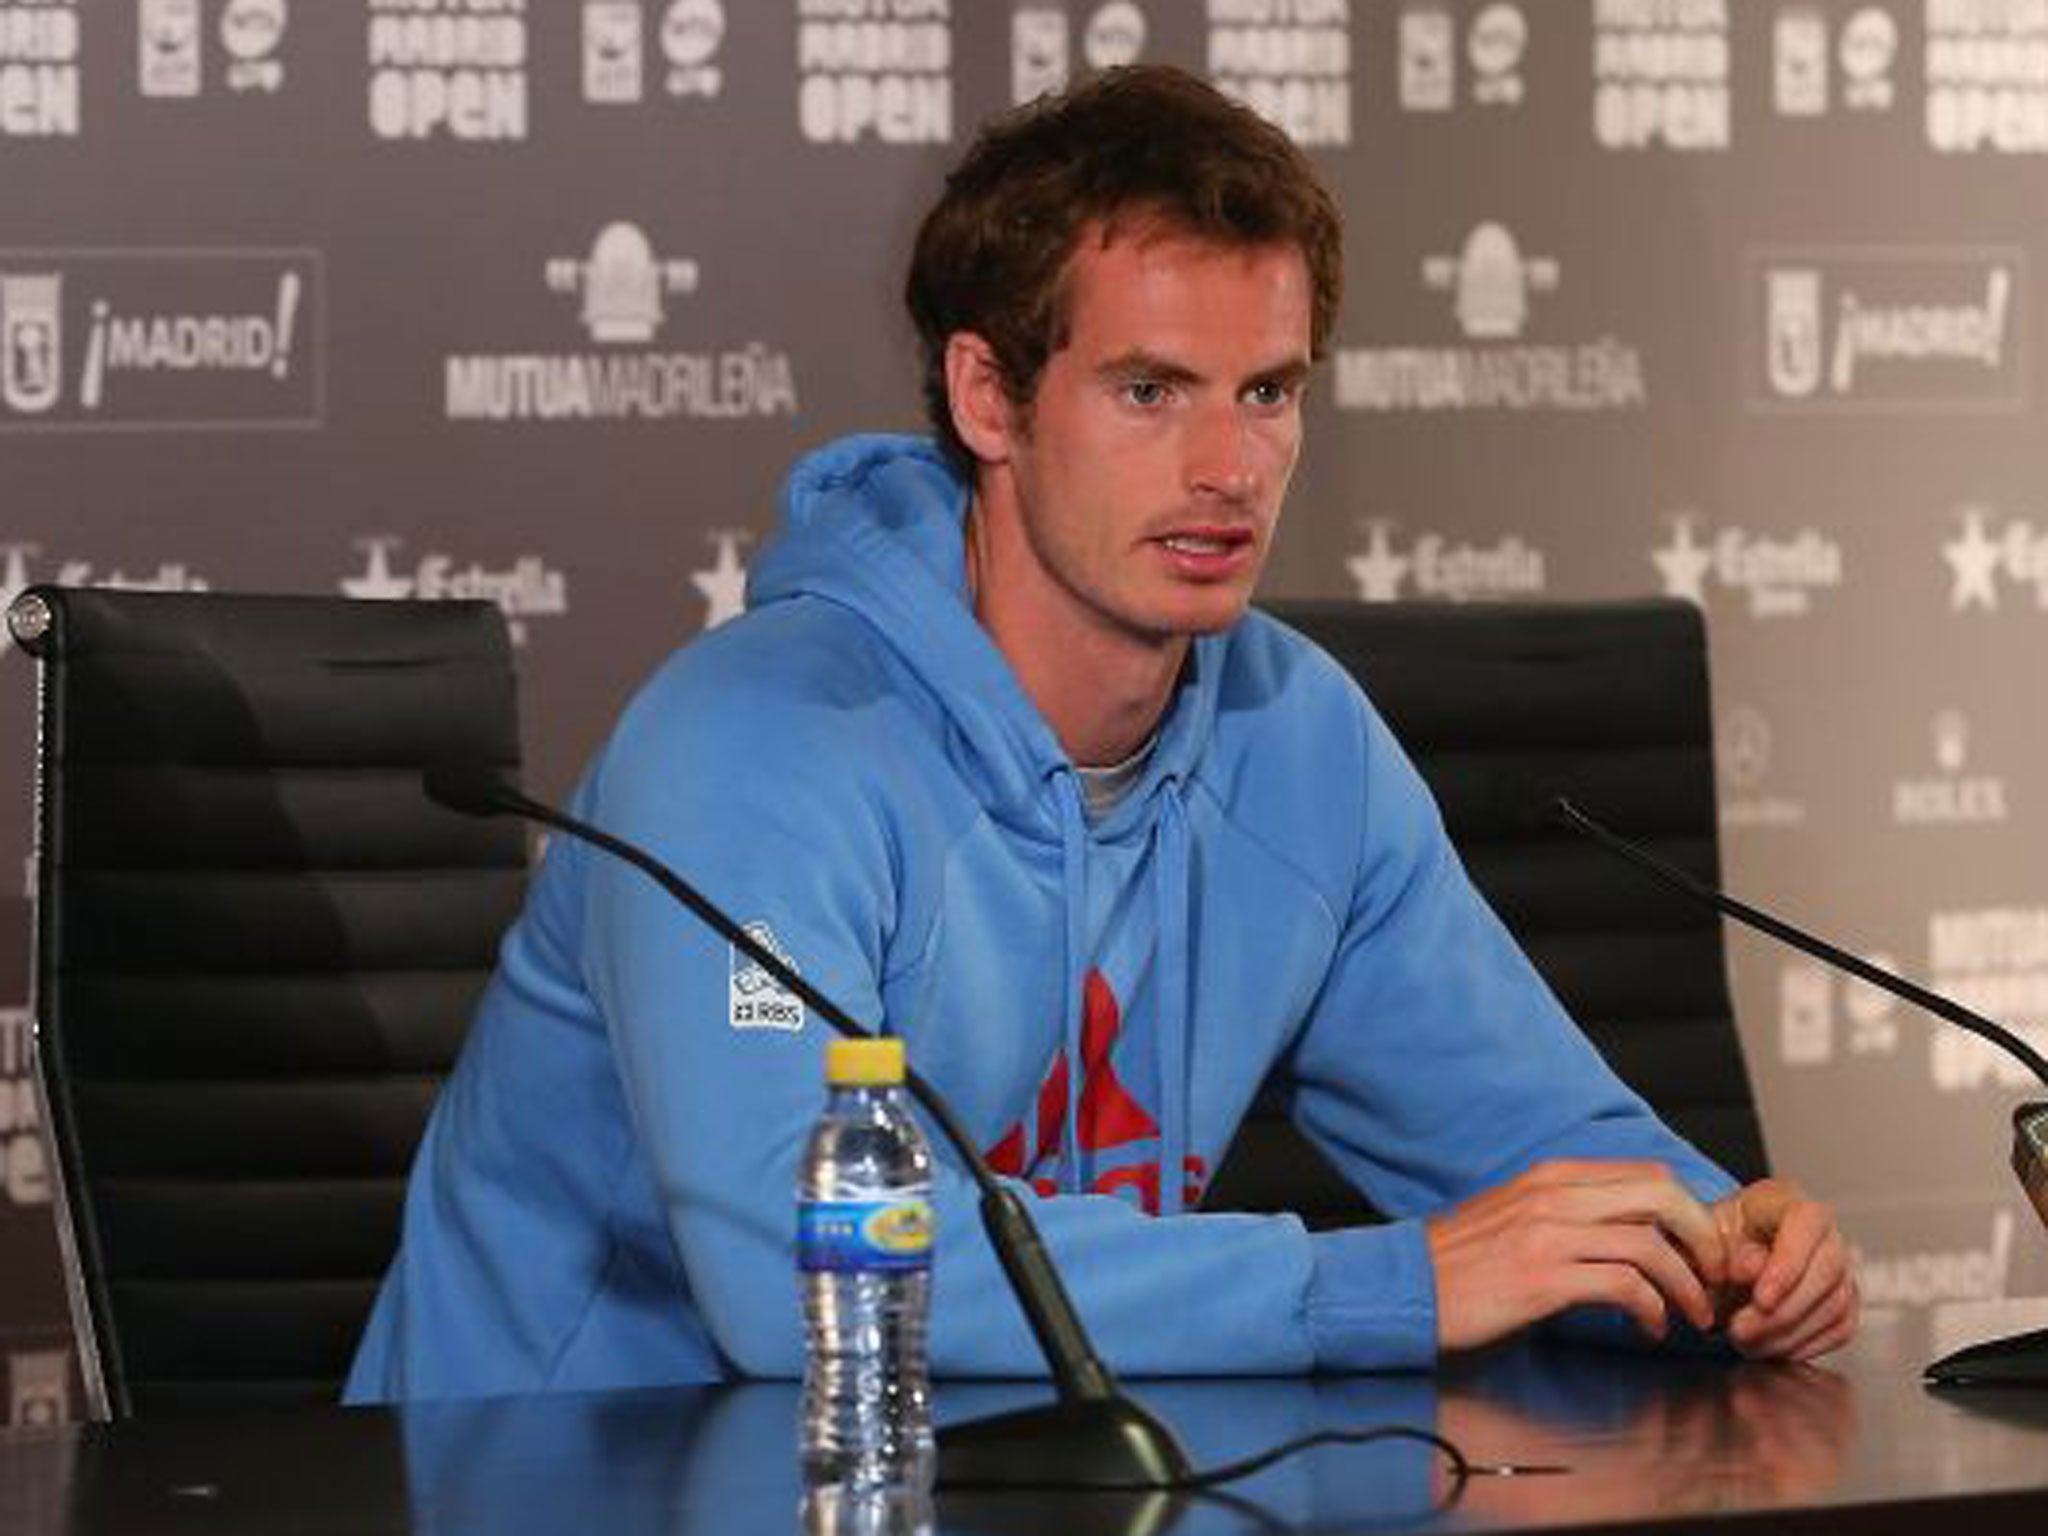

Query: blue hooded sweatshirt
[[346, 434, 1733, 1401]]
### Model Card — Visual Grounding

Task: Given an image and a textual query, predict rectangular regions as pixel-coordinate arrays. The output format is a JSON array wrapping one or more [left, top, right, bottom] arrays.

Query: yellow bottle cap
[[826, 1037, 906, 1086]]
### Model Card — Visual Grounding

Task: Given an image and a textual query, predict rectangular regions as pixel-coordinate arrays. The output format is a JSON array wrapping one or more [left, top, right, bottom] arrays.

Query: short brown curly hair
[[905, 66, 1345, 478]]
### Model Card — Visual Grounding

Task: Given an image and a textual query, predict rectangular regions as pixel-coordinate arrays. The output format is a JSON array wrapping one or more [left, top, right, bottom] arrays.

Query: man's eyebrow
[[1247, 357, 1313, 389], [1095, 349, 1202, 385]]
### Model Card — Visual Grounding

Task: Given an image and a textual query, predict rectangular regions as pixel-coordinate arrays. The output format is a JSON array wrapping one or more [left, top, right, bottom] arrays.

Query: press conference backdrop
[[4, 1, 2047, 1424]]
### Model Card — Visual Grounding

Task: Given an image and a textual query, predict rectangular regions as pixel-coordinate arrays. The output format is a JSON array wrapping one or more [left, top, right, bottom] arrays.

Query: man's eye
[[1123, 380, 1168, 407], [1246, 380, 1294, 408]]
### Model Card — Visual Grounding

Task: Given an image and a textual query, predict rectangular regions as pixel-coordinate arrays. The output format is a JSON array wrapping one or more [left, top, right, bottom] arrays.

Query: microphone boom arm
[[1553, 797, 2048, 1086]]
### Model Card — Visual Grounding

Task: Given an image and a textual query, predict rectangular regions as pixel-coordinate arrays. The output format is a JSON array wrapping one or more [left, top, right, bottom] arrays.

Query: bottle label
[[797, 1198, 934, 1273]]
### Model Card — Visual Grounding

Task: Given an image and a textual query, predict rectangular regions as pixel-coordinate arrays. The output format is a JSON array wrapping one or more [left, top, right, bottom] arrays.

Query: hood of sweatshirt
[[747, 433, 1219, 1213], [749, 433, 1228, 843]]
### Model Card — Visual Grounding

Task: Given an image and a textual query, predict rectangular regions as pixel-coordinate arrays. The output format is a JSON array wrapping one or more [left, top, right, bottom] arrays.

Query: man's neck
[[964, 495, 1188, 768]]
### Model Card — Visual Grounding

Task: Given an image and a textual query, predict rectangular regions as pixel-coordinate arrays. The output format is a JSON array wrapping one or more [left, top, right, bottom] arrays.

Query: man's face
[[996, 225, 1312, 647]]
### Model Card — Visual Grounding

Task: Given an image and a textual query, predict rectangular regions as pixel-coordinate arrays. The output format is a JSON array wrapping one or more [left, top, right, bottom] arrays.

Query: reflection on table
[[7, 1332, 2048, 1535]]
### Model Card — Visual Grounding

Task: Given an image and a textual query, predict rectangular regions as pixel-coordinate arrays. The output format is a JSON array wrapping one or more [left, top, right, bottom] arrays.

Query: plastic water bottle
[[798, 1036, 936, 1500]]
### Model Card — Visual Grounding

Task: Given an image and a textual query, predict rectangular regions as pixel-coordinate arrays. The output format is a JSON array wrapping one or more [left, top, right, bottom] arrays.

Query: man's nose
[[1186, 403, 1257, 503]]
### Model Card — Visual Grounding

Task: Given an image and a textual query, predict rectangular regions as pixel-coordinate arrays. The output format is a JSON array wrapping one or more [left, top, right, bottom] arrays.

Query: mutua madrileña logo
[[1336, 220, 1646, 413], [443, 220, 798, 423]]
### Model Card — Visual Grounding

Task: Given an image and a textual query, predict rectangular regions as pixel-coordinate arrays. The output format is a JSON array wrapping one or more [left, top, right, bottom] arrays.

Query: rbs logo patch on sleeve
[[729, 920, 805, 1032]]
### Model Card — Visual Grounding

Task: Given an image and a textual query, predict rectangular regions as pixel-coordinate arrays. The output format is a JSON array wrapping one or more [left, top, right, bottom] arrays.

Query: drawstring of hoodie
[[1154, 783, 1192, 1217], [1055, 775, 1090, 1192]]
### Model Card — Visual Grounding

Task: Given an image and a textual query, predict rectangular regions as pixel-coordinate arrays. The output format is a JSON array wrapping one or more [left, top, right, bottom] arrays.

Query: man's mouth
[[1157, 528, 1254, 556], [1152, 526, 1259, 579]]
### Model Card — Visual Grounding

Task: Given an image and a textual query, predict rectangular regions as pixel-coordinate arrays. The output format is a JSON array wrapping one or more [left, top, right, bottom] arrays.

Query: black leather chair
[[10, 587, 527, 1416], [1203, 598, 1766, 1228]]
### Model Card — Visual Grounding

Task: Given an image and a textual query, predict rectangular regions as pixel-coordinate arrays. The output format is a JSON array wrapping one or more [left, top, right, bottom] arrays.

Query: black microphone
[[424, 764, 1192, 1490], [1552, 795, 2048, 1387]]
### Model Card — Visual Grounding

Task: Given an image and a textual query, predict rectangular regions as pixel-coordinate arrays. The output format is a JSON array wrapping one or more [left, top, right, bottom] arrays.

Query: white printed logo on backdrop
[[659, 0, 726, 97], [1752, 248, 2025, 412], [1207, 0, 1352, 146], [582, 1, 726, 104], [1651, 512, 1843, 618], [1778, 956, 1902, 1065], [1337, 222, 1646, 413], [1715, 703, 1807, 829], [140, 0, 202, 97], [1400, 2, 1455, 109], [1468, 3, 1527, 104], [1927, 907, 2048, 1091], [1593, 0, 1730, 150], [139, 0, 288, 98], [1013, 5, 1070, 102], [0, 1009, 49, 1210], [1399, 2, 1528, 111], [341, 536, 567, 647], [0, 251, 321, 429], [1013, 1, 1148, 101], [1944, 504, 2048, 610], [368, 0, 528, 142], [1085, 3, 1146, 68], [0, 545, 211, 638], [690, 529, 749, 631], [1773, 3, 1899, 117], [8, 1348, 71, 1429], [1927, 0, 2048, 152], [798, 0, 952, 144], [1855, 1209, 2015, 1316], [1892, 709, 2009, 827], [1345, 520, 1547, 602], [222, 0, 287, 91], [442, 220, 797, 423], [0, 0, 81, 137], [583, 0, 645, 102], [1776, 5, 1827, 115]]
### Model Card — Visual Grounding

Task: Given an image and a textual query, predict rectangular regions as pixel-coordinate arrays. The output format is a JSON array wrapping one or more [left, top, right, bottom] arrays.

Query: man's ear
[[944, 333, 1016, 466]]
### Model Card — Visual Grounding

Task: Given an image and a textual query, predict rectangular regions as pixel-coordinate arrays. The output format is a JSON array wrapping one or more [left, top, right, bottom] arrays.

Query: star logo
[[690, 529, 748, 630], [1715, 705, 1772, 791], [341, 537, 416, 600], [1943, 506, 2002, 611], [1346, 522, 1411, 602], [1652, 515, 1713, 605]]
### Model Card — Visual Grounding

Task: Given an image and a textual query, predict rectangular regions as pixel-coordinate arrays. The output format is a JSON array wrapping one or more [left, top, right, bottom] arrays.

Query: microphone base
[[1925, 1325, 2048, 1386], [936, 1392, 1194, 1490]]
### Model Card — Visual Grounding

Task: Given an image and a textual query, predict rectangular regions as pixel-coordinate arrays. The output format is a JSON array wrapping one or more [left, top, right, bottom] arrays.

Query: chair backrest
[[11, 587, 527, 1416], [1202, 597, 1766, 1228]]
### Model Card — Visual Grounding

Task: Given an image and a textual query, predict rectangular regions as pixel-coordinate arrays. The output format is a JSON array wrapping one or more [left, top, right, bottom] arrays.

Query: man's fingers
[[1757, 1227, 1847, 1330], [1732, 1272, 1858, 1358], [1751, 1199, 1833, 1311], [1575, 1262, 1671, 1340], [1429, 1159, 1741, 1352], [1545, 1173, 1728, 1289], [1737, 1286, 1857, 1361]]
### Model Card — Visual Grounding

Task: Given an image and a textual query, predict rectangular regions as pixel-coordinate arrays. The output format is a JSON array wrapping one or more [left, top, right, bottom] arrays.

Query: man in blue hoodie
[[349, 67, 1855, 1403]]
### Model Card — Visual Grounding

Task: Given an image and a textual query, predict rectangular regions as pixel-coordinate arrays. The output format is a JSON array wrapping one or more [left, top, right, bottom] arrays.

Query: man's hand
[[1425, 1159, 1729, 1352], [1709, 1178, 1858, 1361]]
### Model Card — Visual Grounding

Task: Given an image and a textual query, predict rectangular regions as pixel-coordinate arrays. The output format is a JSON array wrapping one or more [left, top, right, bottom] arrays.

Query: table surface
[[6, 1330, 2048, 1536]]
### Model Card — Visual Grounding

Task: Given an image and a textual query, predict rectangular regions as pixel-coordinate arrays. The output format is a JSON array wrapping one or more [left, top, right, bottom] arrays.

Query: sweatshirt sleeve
[[574, 638, 1445, 1380], [1277, 689, 1737, 1280]]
